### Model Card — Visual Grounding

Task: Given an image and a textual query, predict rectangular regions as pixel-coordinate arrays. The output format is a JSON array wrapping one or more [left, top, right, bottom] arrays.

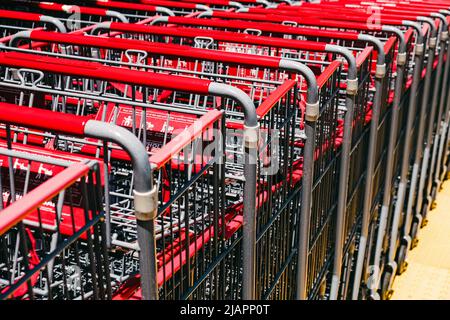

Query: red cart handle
[[96, 22, 328, 51], [0, 51, 212, 94], [19, 30, 283, 68]]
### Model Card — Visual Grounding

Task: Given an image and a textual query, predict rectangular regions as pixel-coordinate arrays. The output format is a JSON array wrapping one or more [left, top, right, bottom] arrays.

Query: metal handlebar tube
[[370, 29, 408, 299], [354, 28, 409, 300], [197, 10, 214, 18], [398, 21, 426, 260], [412, 16, 439, 242], [424, 14, 450, 217], [82, 121, 157, 300], [208, 82, 258, 300], [149, 16, 169, 25], [155, 6, 176, 16], [0, 103, 157, 299], [229, 2, 246, 10], [435, 11, 450, 184], [9, 31, 32, 48], [105, 10, 129, 23], [320, 45, 358, 301], [279, 60, 338, 301], [195, 4, 213, 12], [90, 21, 113, 35], [39, 15, 67, 33], [350, 36, 387, 300], [256, 0, 271, 7], [288, 63, 320, 301]]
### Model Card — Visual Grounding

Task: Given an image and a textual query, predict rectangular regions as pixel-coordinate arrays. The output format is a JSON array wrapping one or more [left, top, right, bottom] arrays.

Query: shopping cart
[[0, 51, 262, 299], [0, 101, 155, 300], [0, 8, 67, 46], [74, 0, 210, 17], [0, 157, 110, 300], [87, 21, 401, 300], [183, 4, 450, 299], [0, 1, 176, 31], [0, 47, 331, 300], [131, 16, 417, 299]]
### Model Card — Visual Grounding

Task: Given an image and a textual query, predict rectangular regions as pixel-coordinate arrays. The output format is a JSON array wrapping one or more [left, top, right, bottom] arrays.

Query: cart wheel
[[421, 218, 429, 228], [430, 200, 437, 211], [319, 280, 327, 299], [396, 244, 408, 275], [420, 204, 428, 228], [446, 171, 450, 181], [368, 292, 381, 300], [410, 221, 419, 249], [380, 271, 394, 300]]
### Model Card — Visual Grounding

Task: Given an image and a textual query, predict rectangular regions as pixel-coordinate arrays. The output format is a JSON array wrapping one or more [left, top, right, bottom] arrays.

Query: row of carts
[[0, 0, 449, 300]]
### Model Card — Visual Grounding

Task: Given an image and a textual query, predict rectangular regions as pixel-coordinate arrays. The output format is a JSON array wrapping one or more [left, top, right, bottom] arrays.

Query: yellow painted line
[[391, 180, 450, 300]]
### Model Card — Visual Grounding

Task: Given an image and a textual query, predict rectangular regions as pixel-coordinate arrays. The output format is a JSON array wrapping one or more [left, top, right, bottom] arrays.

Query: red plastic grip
[[0, 52, 212, 94], [0, 9, 43, 21], [107, 23, 328, 51], [27, 30, 283, 68], [0, 102, 89, 136]]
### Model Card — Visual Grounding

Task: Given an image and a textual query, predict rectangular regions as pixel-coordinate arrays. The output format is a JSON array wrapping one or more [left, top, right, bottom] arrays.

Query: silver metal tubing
[[208, 82, 258, 300], [105, 10, 129, 23], [368, 29, 407, 295], [9, 31, 31, 48], [256, 0, 271, 7], [149, 16, 169, 26], [400, 21, 426, 244], [195, 4, 213, 12], [40, 15, 67, 33], [321, 44, 359, 300], [229, 2, 246, 10], [413, 16, 438, 231], [423, 30, 448, 211], [155, 6, 175, 17], [84, 120, 158, 301], [281, 62, 320, 301], [90, 21, 112, 35], [351, 37, 387, 300], [197, 10, 214, 18]]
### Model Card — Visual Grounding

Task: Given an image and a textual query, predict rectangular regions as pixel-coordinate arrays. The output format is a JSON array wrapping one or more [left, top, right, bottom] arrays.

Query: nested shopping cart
[[0, 1, 176, 31], [9, 29, 350, 300], [86, 20, 403, 299], [0, 101, 158, 300], [0, 155, 110, 300], [85, 19, 379, 300], [0, 8, 67, 44], [0, 51, 268, 300], [2, 0, 450, 302], [0, 46, 339, 300], [69, 0, 211, 17], [177, 5, 450, 299], [129, 16, 418, 299]]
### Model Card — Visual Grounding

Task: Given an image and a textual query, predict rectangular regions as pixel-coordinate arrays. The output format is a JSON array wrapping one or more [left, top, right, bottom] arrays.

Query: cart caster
[[430, 201, 437, 211], [410, 221, 419, 249], [380, 271, 394, 300], [368, 292, 381, 300], [318, 280, 327, 299], [421, 218, 429, 228], [396, 244, 408, 275]]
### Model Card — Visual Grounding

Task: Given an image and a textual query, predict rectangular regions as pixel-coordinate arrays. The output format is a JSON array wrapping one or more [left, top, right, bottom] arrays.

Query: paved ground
[[391, 180, 450, 300]]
